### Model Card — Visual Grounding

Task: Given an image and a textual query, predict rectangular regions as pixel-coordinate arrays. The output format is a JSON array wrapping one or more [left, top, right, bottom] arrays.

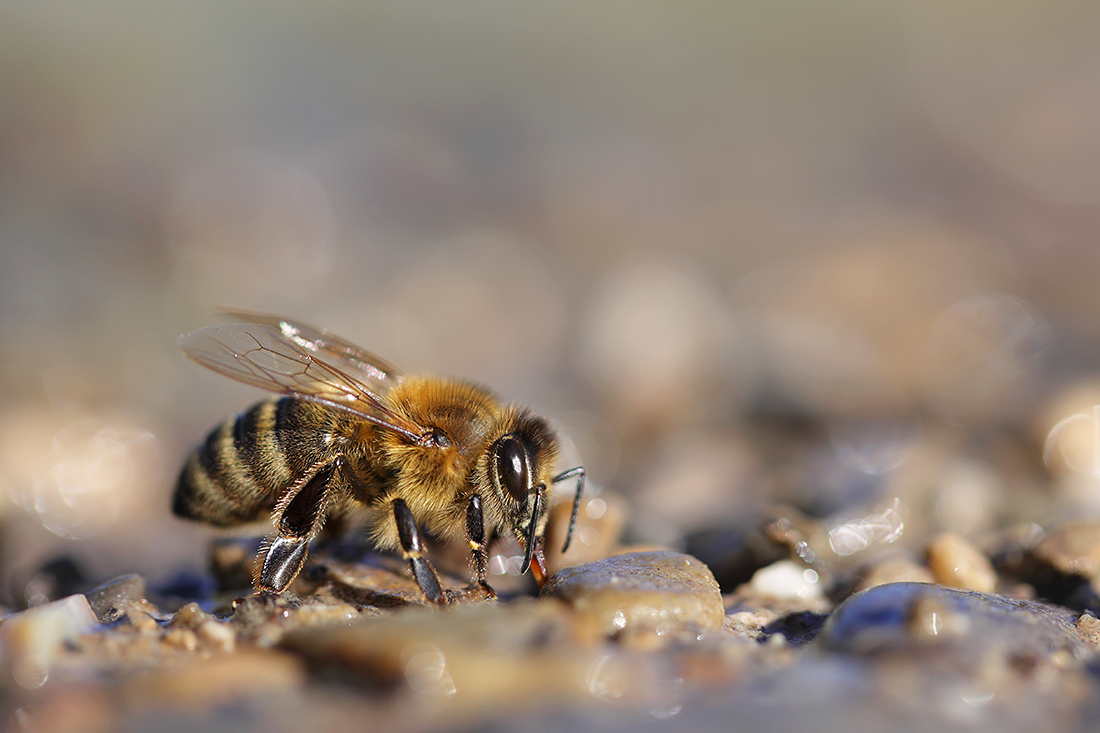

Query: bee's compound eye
[[495, 435, 529, 507]]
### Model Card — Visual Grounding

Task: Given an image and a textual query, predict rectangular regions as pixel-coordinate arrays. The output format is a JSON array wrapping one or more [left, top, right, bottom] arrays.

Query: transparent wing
[[179, 323, 425, 442], [217, 309, 402, 394]]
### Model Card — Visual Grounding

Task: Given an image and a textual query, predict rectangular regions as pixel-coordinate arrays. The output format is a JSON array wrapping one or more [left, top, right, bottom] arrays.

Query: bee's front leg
[[257, 458, 343, 594], [392, 498, 447, 605], [465, 494, 496, 598]]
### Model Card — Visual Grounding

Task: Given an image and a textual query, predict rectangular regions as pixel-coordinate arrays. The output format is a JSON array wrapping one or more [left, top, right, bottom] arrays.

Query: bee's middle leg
[[392, 498, 447, 605], [257, 457, 343, 594]]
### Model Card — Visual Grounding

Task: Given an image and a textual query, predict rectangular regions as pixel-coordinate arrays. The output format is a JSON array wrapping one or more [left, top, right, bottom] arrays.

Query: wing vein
[[179, 320, 425, 443]]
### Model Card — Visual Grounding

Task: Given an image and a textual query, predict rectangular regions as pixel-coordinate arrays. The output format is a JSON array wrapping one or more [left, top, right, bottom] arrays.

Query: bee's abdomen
[[174, 398, 307, 526]]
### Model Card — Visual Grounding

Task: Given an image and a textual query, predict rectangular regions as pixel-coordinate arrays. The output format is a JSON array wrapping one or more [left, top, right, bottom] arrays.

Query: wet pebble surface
[[820, 582, 1089, 664], [540, 551, 725, 647], [814, 582, 1100, 731]]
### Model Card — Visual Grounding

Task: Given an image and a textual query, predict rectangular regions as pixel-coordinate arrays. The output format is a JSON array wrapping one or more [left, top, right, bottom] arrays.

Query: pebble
[[726, 609, 779, 639], [195, 617, 237, 652], [748, 560, 824, 602], [926, 532, 998, 593], [85, 573, 163, 624], [280, 601, 594, 707], [819, 582, 1089, 673], [540, 551, 725, 648], [170, 602, 236, 651], [162, 627, 199, 652], [1032, 522, 1100, 579], [1, 594, 98, 689], [169, 601, 211, 629], [1075, 613, 1100, 652], [854, 554, 934, 591], [230, 591, 364, 647]]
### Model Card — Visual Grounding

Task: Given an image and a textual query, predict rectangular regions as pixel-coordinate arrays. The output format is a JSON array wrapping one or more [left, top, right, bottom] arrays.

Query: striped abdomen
[[173, 397, 351, 527]]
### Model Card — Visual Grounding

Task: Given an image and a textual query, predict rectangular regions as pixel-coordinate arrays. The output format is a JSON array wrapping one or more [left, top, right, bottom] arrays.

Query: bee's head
[[487, 414, 557, 583]]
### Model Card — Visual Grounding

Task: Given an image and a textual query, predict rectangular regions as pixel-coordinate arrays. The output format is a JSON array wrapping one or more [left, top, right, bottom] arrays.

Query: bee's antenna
[[520, 484, 544, 575], [552, 467, 586, 553]]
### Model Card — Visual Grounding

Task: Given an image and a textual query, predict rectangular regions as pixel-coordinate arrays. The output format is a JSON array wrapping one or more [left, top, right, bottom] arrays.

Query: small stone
[[1033, 522, 1100, 579], [540, 551, 724, 648], [195, 618, 237, 653], [163, 627, 199, 652], [170, 602, 211, 629], [726, 609, 777, 639], [85, 573, 151, 624], [926, 532, 997, 593], [1075, 612, 1100, 651], [855, 555, 934, 591], [748, 560, 824, 602], [1, 594, 98, 689], [125, 609, 161, 634]]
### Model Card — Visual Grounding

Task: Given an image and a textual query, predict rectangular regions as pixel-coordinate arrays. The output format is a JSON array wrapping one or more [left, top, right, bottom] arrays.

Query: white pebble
[[749, 560, 824, 601]]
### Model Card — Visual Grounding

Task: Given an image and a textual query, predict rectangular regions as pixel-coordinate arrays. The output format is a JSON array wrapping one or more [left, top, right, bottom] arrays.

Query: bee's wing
[[179, 323, 425, 442], [217, 309, 402, 394]]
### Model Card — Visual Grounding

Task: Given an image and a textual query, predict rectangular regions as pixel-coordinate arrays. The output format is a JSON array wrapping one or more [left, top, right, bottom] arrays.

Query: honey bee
[[173, 311, 584, 603]]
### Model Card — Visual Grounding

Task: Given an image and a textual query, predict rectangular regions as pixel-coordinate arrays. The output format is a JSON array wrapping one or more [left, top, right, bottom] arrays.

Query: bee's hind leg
[[257, 458, 342, 594], [257, 535, 311, 594], [392, 498, 447, 605]]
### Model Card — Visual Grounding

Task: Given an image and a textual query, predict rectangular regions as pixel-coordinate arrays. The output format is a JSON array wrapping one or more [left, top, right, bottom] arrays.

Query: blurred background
[[3, 1, 1100, 604]]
